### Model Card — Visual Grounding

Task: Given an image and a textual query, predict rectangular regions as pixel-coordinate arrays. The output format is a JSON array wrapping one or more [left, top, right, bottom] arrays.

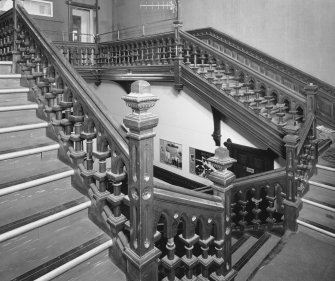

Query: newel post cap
[[207, 147, 237, 188], [304, 83, 318, 94], [122, 80, 159, 115]]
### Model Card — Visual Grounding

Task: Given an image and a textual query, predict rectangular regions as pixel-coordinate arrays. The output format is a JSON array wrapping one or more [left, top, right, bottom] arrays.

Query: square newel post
[[173, 19, 184, 92], [282, 125, 302, 232], [207, 147, 237, 281], [122, 80, 161, 281], [12, 0, 19, 73], [305, 83, 318, 142]]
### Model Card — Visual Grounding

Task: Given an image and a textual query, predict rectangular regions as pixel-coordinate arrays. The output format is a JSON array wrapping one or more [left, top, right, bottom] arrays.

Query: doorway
[[71, 7, 94, 42]]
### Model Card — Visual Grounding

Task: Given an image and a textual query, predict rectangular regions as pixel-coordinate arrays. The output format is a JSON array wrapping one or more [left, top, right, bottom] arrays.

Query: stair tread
[[0, 140, 57, 156], [299, 204, 335, 230], [233, 232, 271, 272], [304, 184, 335, 209], [0, 86, 29, 94], [0, 177, 80, 231], [53, 249, 127, 281], [0, 154, 70, 188], [0, 208, 102, 281], [0, 128, 54, 154], [0, 110, 42, 129], [232, 234, 257, 265], [235, 233, 280, 281]]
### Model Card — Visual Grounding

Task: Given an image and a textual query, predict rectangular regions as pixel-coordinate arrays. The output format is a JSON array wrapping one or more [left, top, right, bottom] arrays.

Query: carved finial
[[207, 147, 236, 172], [122, 80, 159, 115]]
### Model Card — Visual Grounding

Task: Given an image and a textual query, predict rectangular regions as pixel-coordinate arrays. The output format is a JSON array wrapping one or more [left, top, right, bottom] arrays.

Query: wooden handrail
[[16, 5, 130, 164], [154, 178, 221, 203], [234, 167, 286, 187]]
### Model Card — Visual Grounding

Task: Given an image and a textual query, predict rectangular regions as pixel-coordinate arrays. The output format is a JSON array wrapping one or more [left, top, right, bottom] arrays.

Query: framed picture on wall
[[189, 147, 214, 178], [160, 139, 182, 169]]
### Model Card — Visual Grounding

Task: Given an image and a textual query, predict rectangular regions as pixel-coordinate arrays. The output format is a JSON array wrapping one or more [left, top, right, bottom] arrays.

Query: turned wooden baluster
[[238, 191, 248, 230], [178, 217, 199, 280], [69, 101, 85, 156], [92, 132, 110, 193], [251, 188, 262, 229], [81, 120, 96, 171], [167, 37, 173, 64], [214, 60, 224, 90], [59, 87, 73, 141], [198, 221, 215, 281], [161, 38, 167, 64], [251, 81, 263, 115], [265, 184, 276, 228], [199, 51, 206, 78], [160, 216, 181, 281], [155, 39, 161, 64], [206, 54, 215, 83], [105, 153, 127, 235]]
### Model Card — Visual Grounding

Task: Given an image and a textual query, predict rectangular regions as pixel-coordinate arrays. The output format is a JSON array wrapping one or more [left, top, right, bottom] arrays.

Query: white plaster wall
[[89, 81, 283, 182], [181, 0, 335, 86]]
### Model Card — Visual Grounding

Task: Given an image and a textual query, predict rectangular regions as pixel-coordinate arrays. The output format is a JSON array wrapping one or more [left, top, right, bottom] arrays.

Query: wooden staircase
[[0, 61, 126, 281], [298, 143, 335, 245]]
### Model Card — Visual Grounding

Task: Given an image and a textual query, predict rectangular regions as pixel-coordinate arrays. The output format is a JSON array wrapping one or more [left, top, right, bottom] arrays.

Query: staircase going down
[[0, 61, 126, 281], [298, 141, 335, 246]]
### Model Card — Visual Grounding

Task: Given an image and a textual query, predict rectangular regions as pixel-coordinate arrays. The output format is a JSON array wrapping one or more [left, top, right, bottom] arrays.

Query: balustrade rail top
[[233, 167, 286, 187], [180, 30, 306, 103], [16, 5, 130, 162], [154, 178, 221, 203], [53, 41, 98, 46], [98, 31, 174, 45], [189, 27, 335, 94]]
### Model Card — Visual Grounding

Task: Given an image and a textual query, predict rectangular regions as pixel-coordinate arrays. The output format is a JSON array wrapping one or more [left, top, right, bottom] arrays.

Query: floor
[[250, 231, 335, 281]]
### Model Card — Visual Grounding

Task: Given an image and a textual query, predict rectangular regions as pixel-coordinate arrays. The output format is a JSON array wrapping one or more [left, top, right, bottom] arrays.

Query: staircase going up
[[298, 141, 335, 245], [0, 61, 126, 281]]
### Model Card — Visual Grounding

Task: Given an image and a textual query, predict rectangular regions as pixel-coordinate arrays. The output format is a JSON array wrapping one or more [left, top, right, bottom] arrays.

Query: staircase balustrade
[[0, 9, 14, 61], [189, 27, 335, 131], [178, 31, 306, 133], [12, 3, 132, 264], [231, 168, 286, 232], [153, 147, 237, 281], [53, 41, 99, 67]]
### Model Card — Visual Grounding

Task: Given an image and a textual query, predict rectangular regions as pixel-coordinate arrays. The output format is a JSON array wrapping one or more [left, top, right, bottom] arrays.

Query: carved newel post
[[122, 80, 161, 281], [207, 147, 237, 281], [283, 124, 301, 232]]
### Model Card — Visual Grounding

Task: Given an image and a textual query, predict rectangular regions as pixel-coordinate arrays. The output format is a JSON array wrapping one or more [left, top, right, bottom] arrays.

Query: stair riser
[[0, 143, 59, 161], [0, 92, 28, 104], [0, 64, 12, 74], [0, 109, 38, 129], [0, 149, 59, 170], [0, 78, 21, 88], [300, 203, 335, 230], [0, 176, 77, 228], [0, 127, 49, 152]]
